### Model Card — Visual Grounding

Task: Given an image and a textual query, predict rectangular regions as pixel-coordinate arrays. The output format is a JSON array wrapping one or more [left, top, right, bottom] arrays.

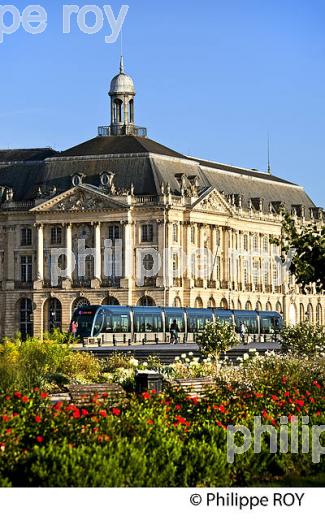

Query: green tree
[[280, 321, 325, 356], [196, 320, 238, 360], [272, 212, 325, 291]]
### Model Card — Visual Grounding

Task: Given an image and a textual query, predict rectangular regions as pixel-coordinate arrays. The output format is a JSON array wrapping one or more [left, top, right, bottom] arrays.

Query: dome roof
[[109, 57, 135, 95], [109, 73, 135, 95]]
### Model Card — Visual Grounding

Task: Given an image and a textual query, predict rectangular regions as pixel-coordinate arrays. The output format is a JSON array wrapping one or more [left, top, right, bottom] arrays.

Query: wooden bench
[[164, 376, 216, 398], [65, 383, 126, 406]]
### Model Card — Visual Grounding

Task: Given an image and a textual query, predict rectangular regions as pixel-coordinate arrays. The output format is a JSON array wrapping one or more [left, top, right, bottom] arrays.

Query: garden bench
[[66, 383, 126, 406], [165, 376, 216, 398]]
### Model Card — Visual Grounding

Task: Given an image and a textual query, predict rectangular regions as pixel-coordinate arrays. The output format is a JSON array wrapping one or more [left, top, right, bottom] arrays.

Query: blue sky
[[0, 0, 324, 206]]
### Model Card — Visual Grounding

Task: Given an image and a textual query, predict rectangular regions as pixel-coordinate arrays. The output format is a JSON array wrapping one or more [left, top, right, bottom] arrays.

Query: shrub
[[196, 321, 238, 360], [280, 321, 325, 356]]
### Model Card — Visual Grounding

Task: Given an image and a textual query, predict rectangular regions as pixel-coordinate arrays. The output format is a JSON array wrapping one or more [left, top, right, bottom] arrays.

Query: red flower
[[36, 436, 44, 443], [5, 395, 10, 401], [21, 396, 29, 403], [312, 380, 321, 389], [175, 404, 182, 410], [35, 416, 42, 423], [5, 429, 11, 435], [284, 391, 290, 397], [99, 410, 107, 418], [2, 416, 9, 422], [101, 393, 108, 398], [295, 399, 304, 407], [53, 402, 63, 411], [281, 376, 287, 384], [255, 393, 263, 398], [150, 389, 156, 394], [147, 419, 154, 425], [142, 392, 151, 399], [81, 409, 89, 416], [219, 405, 226, 414], [14, 392, 22, 399], [111, 408, 120, 417], [40, 392, 48, 399], [33, 387, 40, 392], [271, 395, 278, 402], [73, 410, 81, 419]]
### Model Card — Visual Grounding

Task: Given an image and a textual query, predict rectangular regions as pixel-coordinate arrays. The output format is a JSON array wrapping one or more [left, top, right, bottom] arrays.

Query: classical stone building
[[0, 58, 324, 338]]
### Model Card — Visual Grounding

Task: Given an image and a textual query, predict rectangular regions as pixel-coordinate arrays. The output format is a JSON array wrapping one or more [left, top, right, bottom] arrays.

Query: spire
[[120, 55, 124, 74]]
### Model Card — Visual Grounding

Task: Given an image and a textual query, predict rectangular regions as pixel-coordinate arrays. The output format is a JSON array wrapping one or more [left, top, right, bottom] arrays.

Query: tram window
[[134, 314, 163, 333], [75, 313, 94, 337], [187, 315, 210, 332], [93, 310, 104, 336], [166, 315, 185, 332], [260, 317, 281, 334], [103, 314, 130, 333], [235, 316, 258, 334]]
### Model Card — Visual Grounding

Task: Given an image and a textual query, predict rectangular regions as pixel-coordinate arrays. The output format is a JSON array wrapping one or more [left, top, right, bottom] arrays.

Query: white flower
[[181, 353, 186, 359], [142, 361, 148, 367], [129, 358, 139, 367], [175, 356, 180, 362], [243, 353, 249, 361], [189, 352, 194, 356]]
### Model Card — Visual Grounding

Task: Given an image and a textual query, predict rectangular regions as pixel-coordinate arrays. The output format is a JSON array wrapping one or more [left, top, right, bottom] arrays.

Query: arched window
[[129, 99, 134, 123], [173, 297, 182, 308], [102, 296, 120, 306], [266, 301, 272, 311], [207, 297, 216, 308], [237, 300, 242, 310], [19, 298, 33, 339], [256, 301, 262, 311], [45, 298, 62, 332], [316, 304, 322, 325], [72, 297, 90, 315], [307, 303, 313, 323], [113, 99, 123, 123], [245, 301, 252, 311], [194, 297, 203, 308], [220, 298, 228, 310], [137, 296, 155, 307], [276, 301, 282, 314], [300, 303, 305, 323], [231, 300, 236, 310]]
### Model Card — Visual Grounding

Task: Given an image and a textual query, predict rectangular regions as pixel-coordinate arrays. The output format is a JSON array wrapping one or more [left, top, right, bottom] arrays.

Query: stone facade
[[0, 60, 324, 338]]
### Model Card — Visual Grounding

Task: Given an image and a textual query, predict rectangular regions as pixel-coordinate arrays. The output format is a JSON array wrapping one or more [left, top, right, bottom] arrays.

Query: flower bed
[[0, 372, 324, 487]]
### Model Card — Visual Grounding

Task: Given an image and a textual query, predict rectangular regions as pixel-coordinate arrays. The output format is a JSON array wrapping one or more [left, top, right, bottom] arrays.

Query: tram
[[70, 305, 283, 345]]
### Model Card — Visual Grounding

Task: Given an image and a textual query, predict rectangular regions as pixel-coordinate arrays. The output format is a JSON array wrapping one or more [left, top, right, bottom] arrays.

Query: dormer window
[[72, 173, 84, 187]]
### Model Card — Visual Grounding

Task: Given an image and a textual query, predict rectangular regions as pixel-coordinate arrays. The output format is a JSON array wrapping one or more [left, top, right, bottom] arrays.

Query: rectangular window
[[173, 224, 179, 242], [21, 228, 32, 247], [108, 225, 120, 241], [191, 226, 196, 244], [253, 260, 259, 285], [21, 256, 33, 282], [51, 226, 62, 245], [141, 224, 153, 243]]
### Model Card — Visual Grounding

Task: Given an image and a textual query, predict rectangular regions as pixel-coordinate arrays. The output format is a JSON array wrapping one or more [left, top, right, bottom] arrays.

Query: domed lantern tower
[[97, 56, 147, 138]]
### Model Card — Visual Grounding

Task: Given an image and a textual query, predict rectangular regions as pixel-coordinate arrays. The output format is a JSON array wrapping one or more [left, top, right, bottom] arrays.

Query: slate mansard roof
[[0, 134, 317, 213]]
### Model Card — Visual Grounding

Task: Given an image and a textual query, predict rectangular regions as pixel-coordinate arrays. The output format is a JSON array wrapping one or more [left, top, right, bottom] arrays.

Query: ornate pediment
[[192, 188, 233, 214], [31, 185, 129, 213]]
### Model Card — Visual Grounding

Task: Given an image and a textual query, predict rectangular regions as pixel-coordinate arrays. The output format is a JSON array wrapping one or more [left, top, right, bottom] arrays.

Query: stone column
[[66, 223, 73, 279], [94, 223, 101, 280], [36, 224, 44, 281]]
